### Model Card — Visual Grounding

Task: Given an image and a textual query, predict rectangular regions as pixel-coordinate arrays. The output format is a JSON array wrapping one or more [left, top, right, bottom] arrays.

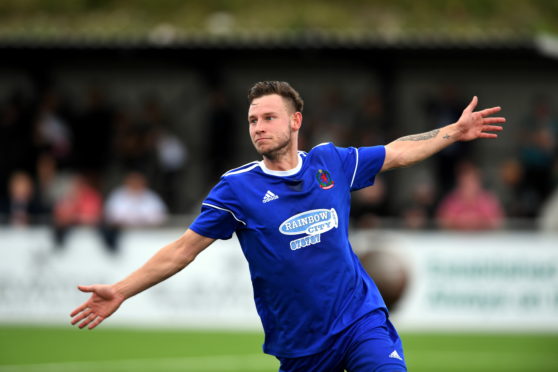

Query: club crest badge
[[316, 169, 334, 190]]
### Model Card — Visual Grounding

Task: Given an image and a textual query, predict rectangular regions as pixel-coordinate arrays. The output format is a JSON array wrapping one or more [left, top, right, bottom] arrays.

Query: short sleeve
[[334, 145, 386, 191], [189, 178, 245, 240]]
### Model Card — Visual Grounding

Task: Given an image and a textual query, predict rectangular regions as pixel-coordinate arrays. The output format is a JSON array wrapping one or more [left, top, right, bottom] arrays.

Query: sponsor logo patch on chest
[[279, 208, 338, 250]]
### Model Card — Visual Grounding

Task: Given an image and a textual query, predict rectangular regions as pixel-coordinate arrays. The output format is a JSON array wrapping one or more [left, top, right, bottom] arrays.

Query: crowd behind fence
[[1, 71, 557, 240]]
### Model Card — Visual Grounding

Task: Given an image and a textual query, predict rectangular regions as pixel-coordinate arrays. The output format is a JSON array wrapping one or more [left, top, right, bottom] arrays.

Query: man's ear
[[291, 112, 303, 131]]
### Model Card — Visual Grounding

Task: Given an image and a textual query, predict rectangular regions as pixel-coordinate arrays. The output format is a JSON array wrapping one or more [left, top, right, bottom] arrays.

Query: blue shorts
[[276, 309, 407, 372]]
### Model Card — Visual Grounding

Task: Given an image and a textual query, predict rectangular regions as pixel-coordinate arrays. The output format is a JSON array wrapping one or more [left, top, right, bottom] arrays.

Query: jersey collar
[[259, 153, 303, 177]]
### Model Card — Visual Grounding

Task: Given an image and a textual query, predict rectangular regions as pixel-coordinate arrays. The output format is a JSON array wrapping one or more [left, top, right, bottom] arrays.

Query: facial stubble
[[256, 126, 294, 161]]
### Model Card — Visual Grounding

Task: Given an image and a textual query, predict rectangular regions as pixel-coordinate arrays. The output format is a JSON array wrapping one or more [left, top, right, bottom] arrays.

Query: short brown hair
[[247, 81, 304, 113]]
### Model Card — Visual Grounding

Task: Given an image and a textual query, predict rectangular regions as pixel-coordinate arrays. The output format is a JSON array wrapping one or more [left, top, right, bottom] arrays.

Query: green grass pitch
[[0, 326, 557, 371]]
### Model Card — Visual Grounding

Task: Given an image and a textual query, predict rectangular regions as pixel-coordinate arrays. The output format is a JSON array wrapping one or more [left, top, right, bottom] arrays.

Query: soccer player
[[71, 81, 505, 371]]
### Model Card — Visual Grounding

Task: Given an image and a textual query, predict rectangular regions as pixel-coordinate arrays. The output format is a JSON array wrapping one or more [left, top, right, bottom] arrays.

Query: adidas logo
[[262, 190, 279, 203], [388, 350, 403, 361]]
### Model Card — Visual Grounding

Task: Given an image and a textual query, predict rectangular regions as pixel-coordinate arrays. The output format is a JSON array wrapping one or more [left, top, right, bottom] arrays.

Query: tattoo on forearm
[[397, 129, 440, 142]]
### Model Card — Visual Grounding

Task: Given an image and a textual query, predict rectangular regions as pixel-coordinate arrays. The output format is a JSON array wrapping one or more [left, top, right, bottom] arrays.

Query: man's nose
[[254, 119, 265, 132]]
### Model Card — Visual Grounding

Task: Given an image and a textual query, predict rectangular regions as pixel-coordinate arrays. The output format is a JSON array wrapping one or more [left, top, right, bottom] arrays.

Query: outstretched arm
[[381, 96, 505, 172], [70, 229, 215, 329]]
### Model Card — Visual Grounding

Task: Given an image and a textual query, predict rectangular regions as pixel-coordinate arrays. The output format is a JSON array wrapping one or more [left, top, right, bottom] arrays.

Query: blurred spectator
[[72, 87, 114, 186], [113, 105, 157, 176], [350, 177, 391, 228], [105, 172, 167, 228], [400, 181, 438, 230], [0, 92, 36, 199], [353, 92, 387, 147], [33, 91, 72, 167], [155, 125, 187, 212], [0, 171, 47, 226], [53, 174, 103, 247], [206, 89, 237, 177], [436, 162, 504, 231], [498, 158, 524, 218], [539, 186, 558, 232], [313, 88, 354, 147], [138, 97, 188, 211], [422, 85, 472, 195], [515, 95, 557, 217], [36, 152, 67, 210]]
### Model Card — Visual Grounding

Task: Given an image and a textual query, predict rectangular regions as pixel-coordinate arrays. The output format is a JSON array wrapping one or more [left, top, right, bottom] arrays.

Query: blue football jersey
[[190, 143, 387, 357]]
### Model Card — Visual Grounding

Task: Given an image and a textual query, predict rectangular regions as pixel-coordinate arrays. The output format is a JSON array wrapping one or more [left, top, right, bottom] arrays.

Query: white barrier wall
[[0, 227, 260, 329], [351, 231, 558, 332], [0, 227, 557, 331]]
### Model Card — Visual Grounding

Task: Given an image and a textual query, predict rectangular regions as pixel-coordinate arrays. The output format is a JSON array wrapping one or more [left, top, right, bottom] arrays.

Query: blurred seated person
[[0, 171, 47, 226], [436, 162, 504, 231], [516, 95, 557, 217], [53, 174, 103, 247], [104, 171, 167, 228]]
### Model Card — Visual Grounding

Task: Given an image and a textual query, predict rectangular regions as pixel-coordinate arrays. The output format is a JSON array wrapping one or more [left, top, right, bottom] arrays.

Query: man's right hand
[[70, 284, 125, 330], [69, 229, 215, 330]]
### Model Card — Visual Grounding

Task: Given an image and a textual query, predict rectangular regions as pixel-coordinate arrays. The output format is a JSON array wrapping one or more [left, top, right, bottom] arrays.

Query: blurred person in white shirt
[[105, 172, 167, 227]]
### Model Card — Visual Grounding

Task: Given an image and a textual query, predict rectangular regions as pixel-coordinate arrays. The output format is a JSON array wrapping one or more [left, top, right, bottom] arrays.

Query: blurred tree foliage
[[0, 0, 556, 40]]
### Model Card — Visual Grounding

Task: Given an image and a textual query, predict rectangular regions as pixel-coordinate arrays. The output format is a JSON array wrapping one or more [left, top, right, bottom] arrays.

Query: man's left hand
[[456, 96, 505, 141]]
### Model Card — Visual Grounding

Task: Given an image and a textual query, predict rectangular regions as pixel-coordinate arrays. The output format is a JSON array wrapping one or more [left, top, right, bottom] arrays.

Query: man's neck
[[262, 150, 300, 172]]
